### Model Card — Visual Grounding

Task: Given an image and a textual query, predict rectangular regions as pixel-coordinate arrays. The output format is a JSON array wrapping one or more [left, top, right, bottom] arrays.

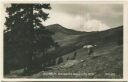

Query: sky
[[3, 4, 123, 32], [43, 4, 123, 32]]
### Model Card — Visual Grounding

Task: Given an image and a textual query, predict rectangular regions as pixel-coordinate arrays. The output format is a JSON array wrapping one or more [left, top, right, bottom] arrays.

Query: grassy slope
[[6, 25, 123, 78], [31, 42, 123, 78], [31, 26, 123, 78]]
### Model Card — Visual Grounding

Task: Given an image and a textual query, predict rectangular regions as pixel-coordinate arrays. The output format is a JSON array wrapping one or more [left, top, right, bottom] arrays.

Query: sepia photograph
[[3, 3, 123, 79]]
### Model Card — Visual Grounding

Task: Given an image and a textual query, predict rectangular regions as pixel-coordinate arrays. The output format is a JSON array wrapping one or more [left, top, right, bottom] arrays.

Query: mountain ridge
[[46, 24, 123, 34], [46, 24, 123, 47], [46, 24, 87, 35]]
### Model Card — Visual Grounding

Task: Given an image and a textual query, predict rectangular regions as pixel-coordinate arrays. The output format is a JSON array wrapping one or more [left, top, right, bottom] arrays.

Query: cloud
[[44, 11, 110, 31], [43, 4, 123, 31], [4, 4, 123, 32], [84, 19, 109, 32]]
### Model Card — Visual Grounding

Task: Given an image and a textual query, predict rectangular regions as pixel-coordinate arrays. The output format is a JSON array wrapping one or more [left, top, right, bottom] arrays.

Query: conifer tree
[[4, 4, 55, 74]]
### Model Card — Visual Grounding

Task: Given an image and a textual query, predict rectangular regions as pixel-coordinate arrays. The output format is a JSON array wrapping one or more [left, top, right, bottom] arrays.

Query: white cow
[[83, 45, 96, 49], [83, 44, 97, 55]]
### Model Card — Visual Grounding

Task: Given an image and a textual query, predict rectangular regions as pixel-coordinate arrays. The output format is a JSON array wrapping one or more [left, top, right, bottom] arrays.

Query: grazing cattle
[[83, 44, 97, 55], [83, 44, 96, 49]]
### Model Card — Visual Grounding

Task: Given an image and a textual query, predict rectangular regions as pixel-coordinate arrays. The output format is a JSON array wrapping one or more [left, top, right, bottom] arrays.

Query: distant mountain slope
[[46, 24, 86, 35], [76, 26, 123, 45], [46, 24, 123, 47], [46, 24, 89, 44]]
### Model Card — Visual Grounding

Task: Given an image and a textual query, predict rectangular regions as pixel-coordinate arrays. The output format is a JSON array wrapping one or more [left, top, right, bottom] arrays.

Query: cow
[[83, 44, 96, 48], [83, 44, 97, 55]]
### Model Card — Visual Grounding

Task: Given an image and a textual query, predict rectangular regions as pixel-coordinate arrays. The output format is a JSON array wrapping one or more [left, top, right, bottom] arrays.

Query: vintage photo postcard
[[1, 0, 127, 79]]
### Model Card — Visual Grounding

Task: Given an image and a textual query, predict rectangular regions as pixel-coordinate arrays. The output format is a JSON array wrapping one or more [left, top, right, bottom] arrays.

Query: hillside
[[6, 25, 123, 79], [46, 24, 89, 46], [34, 25, 123, 78], [47, 24, 122, 47], [46, 24, 86, 35]]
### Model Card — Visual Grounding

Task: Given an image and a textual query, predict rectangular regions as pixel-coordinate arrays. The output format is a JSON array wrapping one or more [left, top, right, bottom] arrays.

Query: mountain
[[7, 24, 123, 78], [46, 24, 123, 47], [41, 25, 123, 78], [46, 24, 86, 35], [46, 24, 123, 57], [46, 24, 89, 46]]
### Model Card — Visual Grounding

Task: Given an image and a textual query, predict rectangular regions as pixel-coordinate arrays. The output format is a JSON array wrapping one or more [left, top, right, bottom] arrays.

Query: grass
[[5, 26, 123, 79], [28, 42, 123, 79]]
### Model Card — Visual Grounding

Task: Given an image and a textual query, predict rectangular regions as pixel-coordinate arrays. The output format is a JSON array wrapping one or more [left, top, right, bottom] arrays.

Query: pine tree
[[4, 4, 55, 74]]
